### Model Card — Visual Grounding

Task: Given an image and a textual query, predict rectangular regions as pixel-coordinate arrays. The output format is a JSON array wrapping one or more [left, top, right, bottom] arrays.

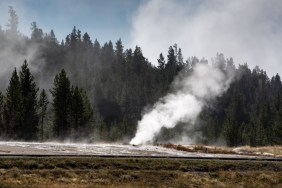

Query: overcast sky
[[1, 0, 282, 76]]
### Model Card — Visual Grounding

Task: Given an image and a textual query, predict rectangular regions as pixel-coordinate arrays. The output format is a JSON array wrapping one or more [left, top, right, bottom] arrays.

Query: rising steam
[[130, 63, 233, 145], [130, 0, 282, 76]]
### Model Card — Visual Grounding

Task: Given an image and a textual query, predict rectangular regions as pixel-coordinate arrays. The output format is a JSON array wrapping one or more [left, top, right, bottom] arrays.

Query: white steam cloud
[[0, 35, 43, 90], [0, 4, 48, 91], [130, 63, 232, 145], [130, 0, 282, 76]]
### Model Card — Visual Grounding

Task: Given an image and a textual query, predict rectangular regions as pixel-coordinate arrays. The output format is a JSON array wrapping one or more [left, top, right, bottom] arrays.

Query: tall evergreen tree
[[177, 48, 184, 65], [166, 46, 179, 83], [19, 60, 39, 140], [82, 32, 92, 49], [70, 86, 84, 139], [157, 53, 165, 70], [30, 21, 43, 42], [38, 89, 48, 141], [115, 38, 124, 60], [4, 68, 21, 139], [272, 95, 282, 144], [0, 92, 5, 137], [50, 69, 71, 140]]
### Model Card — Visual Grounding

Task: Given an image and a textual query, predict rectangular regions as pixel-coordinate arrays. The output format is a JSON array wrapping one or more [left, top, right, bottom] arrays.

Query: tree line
[[0, 7, 281, 146], [0, 60, 92, 141]]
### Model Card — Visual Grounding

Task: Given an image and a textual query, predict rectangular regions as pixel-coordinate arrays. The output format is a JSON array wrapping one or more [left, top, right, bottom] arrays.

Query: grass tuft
[[0, 157, 280, 187]]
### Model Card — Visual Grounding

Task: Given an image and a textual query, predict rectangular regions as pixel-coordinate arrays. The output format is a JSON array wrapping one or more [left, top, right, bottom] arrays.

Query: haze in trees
[[0, 7, 281, 146]]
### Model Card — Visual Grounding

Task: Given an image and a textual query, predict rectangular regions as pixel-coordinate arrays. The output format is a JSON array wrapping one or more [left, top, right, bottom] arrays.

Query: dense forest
[[0, 7, 281, 146]]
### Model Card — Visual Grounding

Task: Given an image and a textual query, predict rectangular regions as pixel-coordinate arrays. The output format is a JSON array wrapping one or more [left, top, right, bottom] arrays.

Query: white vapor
[[0, 35, 43, 90], [130, 0, 282, 76], [130, 63, 232, 145], [0, 3, 48, 91]]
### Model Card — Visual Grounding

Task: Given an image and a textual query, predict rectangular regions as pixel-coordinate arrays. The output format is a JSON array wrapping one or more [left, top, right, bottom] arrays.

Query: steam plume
[[130, 63, 232, 145], [0, 35, 43, 90], [130, 0, 282, 76]]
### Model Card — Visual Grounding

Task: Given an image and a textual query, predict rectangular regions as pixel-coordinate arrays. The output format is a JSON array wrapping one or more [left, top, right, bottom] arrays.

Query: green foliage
[[19, 60, 39, 140], [202, 64, 282, 146], [50, 69, 72, 140], [70, 86, 93, 140], [50, 69, 93, 141], [3, 61, 39, 140], [4, 68, 22, 139]]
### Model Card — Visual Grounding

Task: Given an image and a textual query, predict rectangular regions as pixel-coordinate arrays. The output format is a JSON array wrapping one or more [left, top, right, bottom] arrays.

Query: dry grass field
[[162, 143, 282, 157], [0, 157, 281, 187]]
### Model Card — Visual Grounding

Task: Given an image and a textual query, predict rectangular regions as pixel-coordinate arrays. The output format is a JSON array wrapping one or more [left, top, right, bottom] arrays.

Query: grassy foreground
[[0, 157, 281, 187]]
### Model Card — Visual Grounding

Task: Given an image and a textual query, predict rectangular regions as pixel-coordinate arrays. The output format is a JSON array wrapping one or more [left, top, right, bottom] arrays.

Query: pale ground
[[0, 141, 280, 159]]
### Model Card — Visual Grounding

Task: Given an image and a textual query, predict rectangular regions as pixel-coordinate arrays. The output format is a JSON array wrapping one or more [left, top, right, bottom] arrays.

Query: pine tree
[[177, 48, 184, 65], [4, 68, 22, 139], [213, 53, 226, 70], [157, 53, 165, 70], [70, 26, 78, 48], [166, 46, 178, 83], [51, 69, 93, 141], [50, 69, 71, 140], [81, 90, 93, 126], [93, 39, 101, 56], [19, 60, 39, 140], [82, 32, 92, 49], [223, 102, 238, 146], [115, 38, 124, 60], [30, 21, 43, 42], [157, 53, 167, 94], [272, 96, 282, 144], [70, 87, 93, 139], [38, 89, 48, 141], [132, 46, 145, 74], [0, 92, 5, 137], [6, 6, 18, 36], [70, 86, 84, 139], [115, 38, 125, 75], [49, 29, 57, 43]]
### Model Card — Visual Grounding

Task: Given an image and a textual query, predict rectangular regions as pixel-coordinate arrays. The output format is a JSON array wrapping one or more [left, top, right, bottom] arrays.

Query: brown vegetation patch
[[162, 143, 236, 155], [0, 157, 280, 187], [162, 143, 282, 157]]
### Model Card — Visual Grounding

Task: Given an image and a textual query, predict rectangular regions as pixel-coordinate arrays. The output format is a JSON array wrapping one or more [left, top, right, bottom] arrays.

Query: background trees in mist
[[6, 6, 18, 36], [0, 62, 93, 141], [0, 7, 281, 146]]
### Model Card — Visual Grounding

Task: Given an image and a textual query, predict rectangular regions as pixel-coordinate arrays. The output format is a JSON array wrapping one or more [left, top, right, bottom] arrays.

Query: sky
[[1, 0, 282, 76], [0, 0, 142, 45]]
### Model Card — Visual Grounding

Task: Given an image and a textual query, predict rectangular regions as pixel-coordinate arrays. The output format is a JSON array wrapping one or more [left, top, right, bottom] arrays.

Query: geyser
[[130, 63, 233, 145]]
